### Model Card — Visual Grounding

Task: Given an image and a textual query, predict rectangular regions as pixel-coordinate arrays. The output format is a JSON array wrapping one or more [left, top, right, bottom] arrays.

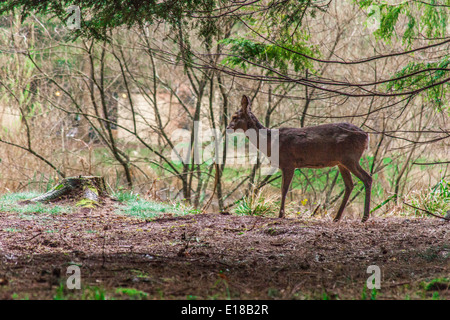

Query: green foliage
[[386, 56, 450, 110], [220, 37, 317, 73], [405, 178, 450, 218], [421, 278, 449, 295], [113, 189, 140, 202], [357, 0, 449, 45], [0, 192, 72, 215], [361, 284, 379, 300], [0, 0, 224, 41], [376, 4, 402, 42], [431, 291, 441, 300], [116, 191, 200, 219], [53, 283, 68, 300], [115, 287, 148, 300], [54, 283, 108, 300], [234, 188, 277, 216], [357, 1, 450, 108], [421, 1, 449, 39], [267, 288, 281, 299], [81, 286, 107, 300], [3, 227, 22, 232]]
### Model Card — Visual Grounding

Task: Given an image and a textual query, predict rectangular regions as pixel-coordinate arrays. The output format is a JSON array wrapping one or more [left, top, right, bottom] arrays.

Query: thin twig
[[24, 232, 43, 242], [403, 202, 450, 221]]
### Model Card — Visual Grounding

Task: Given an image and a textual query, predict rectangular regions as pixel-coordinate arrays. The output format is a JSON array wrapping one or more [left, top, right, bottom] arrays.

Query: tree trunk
[[24, 176, 108, 208]]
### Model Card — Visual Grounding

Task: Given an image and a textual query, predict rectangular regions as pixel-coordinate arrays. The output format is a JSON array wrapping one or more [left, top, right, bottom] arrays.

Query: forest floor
[[0, 199, 449, 300]]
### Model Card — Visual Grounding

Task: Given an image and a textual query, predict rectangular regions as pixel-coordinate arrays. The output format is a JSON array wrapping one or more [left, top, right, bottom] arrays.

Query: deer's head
[[227, 95, 253, 131]]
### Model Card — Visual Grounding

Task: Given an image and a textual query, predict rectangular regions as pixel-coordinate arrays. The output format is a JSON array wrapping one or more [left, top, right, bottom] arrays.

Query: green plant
[[130, 269, 150, 279], [418, 246, 450, 262], [3, 228, 22, 232], [115, 192, 199, 219], [361, 284, 378, 300], [53, 283, 69, 300], [370, 288, 378, 300], [0, 192, 72, 215], [405, 179, 450, 218], [82, 286, 107, 300], [115, 287, 148, 300], [267, 288, 281, 299], [234, 188, 278, 216], [112, 190, 140, 202], [421, 278, 450, 291], [220, 37, 317, 73]]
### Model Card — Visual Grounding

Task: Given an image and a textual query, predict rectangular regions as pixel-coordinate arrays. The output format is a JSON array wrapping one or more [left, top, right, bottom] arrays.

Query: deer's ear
[[241, 95, 251, 114]]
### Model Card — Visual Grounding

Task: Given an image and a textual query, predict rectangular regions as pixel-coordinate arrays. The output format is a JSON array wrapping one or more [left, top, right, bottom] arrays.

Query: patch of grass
[[234, 188, 278, 216], [53, 283, 69, 300], [131, 269, 150, 279], [2, 227, 22, 233], [418, 245, 450, 262], [115, 287, 148, 300], [267, 288, 281, 298], [112, 189, 140, 202], [11, 293, 29, 300], [115, 191, 200, 219], [321, 292, 330, 300], [432, 292, 441, 300], [361, 284, 379, 300], [421, 278, 450, 291], [0, 192, 72, 215], [404, 178, 450, 218], [82, 286, 107, 300], [0, 192, 41, 202]]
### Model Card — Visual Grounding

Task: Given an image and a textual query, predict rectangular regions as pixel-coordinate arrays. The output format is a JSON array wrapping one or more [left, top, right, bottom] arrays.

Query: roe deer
[[227, 95, 372, 222]]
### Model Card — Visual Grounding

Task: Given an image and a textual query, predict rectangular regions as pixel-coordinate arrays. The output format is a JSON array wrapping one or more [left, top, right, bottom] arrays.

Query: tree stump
[[24, 176, 109, 208]]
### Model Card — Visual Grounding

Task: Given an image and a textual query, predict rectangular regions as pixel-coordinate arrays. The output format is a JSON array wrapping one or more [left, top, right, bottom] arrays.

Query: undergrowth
[[234, 187, 279, 216], [404, 179, 450, 218], [113, 191, 200, 219], [0, 192, 72, 215]]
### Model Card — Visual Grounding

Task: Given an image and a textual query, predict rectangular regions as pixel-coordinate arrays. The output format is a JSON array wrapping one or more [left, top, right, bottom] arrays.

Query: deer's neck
[[246, 113, 272, 156]]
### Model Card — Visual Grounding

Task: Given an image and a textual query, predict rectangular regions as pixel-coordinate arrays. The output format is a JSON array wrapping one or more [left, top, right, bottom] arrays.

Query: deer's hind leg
[[333, 165, 354, 222], [344, 162, 372, 222]]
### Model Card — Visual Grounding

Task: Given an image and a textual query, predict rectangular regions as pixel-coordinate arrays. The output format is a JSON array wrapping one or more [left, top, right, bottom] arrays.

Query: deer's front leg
[[279, 168, 295, 218]]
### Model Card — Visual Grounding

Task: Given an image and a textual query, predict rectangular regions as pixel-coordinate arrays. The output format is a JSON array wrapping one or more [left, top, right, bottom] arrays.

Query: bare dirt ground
[[0, 202, 448, 300]]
